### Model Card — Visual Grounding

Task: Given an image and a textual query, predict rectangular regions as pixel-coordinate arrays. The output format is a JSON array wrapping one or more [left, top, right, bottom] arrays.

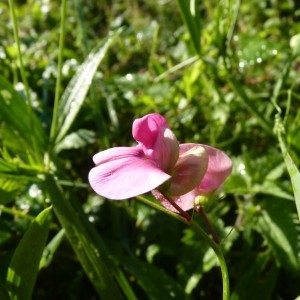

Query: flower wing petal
[[89, 147, 171, 199], [180, 143, 232, 193], [168, 146, 208, 196]]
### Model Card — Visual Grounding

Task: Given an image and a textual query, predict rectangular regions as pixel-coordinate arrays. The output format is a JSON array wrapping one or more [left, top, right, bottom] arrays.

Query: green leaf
[[120, 254, 185, 300], [54, 29, 122, 144], [0, 178, 23, 205], [0, 75, 45, 163], [39, 229, 65, 269], [54, 129, 96, 153], [5, 207, 52, 300], [44, 174, 125, 300], [177, 0, 201, 54], [231, 252, 278, 300], [253, 198, 300, 272], [0, 280, 10, 300], [278, 134, 300, 221]]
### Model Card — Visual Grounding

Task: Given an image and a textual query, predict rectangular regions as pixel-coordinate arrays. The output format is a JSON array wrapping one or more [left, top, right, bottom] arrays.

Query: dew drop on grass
[[237, 163, 246, 175], [125, 73, 133, 81]]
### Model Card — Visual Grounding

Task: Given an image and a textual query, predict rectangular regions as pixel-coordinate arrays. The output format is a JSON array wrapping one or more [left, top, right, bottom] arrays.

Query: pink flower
[[88, 113, 232, 212]]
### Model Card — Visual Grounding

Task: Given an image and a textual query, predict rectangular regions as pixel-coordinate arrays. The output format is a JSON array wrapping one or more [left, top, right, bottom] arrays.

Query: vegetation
[[0, 0, 300, 299]]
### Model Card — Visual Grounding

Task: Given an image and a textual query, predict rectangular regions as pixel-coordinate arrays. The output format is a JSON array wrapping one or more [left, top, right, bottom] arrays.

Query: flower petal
[[152, 190, 197, 213], [168, 146, 208, 196], [89, 146, 171, 199], [153, 144, 232, 213], [180, 143, 232, 194], [132, 113, 179, 172]]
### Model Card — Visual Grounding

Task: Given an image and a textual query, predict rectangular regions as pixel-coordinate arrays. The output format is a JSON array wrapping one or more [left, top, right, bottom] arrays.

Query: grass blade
[[177, 0, 201, 54], [44, 174, 125, 300], [5, 207, 52, 300], [0, 75, 46, 163], [277, 132, 300, 221], [53, 29, 122, 145]]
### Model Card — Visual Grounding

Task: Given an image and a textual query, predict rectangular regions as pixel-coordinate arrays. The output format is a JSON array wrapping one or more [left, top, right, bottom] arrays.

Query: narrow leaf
[[278, 134, 300, 221], [120, 254, 185, 300], [54, 29, 122, 144], [39, 229, 65, 269], [54, 129, 96, 153], [254, 198, 300, 272], [44, 174, 124, 300], [6, 207, 52, 300], [231, 252, 278, 300], [177, 0, 201, 54], [0, 280, 10, 300], [0, 75, 45, 162]]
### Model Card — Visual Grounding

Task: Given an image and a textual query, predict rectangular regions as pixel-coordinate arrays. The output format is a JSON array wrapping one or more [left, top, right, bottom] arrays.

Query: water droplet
[[237, 163, 246, 175], [29, 184, 42, 198], [125, 73, 133, 81], [169, 291, 176, 297], [88, 215, 95, 223], [271, 49, 278, 55], [239, 61, 245, 69], [256, 57, 262, 63]]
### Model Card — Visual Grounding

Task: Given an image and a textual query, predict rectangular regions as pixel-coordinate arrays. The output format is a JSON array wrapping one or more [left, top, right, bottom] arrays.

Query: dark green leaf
[[120, 254, 185, 300], [231, 252, 278, 300], [5, 207, 52, 300], [253, 198, 300, 272], [44, 174, 125, 300], [0, 280, 10, 300]]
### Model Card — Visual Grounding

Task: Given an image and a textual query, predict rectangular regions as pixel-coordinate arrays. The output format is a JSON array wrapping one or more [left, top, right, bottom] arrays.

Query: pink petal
[[180, 143, 232, 194], [89, 146, 171, 200], [152, 190, 197, 213], [153, 144, 232, 213], [132, 113, 179, 172], [168, 146, 208, 196]]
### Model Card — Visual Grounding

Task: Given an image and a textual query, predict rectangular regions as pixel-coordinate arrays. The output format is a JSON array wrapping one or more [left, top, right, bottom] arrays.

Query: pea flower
[[88, 113, 232, 213]]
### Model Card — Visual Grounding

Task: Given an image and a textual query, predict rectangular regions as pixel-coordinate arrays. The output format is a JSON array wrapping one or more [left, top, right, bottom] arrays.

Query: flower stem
[[189, 220, 230, 300], [165, 195, 191, 221], [50, 0, 67, 143], [137, 195, 230, 299], [195, 205, 220, 244]]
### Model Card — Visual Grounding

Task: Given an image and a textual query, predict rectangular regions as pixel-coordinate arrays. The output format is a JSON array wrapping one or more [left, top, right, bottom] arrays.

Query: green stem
[[8, 0, 41, 163], [189, 220, 229, 300], [0, 205, 34, 221], [8, 0, 31, 106], [137, 195, 230, 299], [50, 0, 67, 143], [195, 205, 220, 244]]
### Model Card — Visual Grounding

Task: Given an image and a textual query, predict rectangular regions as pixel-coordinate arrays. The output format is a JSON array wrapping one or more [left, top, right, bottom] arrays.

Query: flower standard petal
[[132, 113, 179, 172], [89, 146, 171, 200]]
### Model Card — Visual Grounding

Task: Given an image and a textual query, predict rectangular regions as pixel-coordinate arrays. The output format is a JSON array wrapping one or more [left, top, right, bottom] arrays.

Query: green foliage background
[[0, 0, 300, 299]]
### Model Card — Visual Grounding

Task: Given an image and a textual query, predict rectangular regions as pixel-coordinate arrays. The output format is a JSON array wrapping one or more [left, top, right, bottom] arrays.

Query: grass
[[0, 0, 300, 299]]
